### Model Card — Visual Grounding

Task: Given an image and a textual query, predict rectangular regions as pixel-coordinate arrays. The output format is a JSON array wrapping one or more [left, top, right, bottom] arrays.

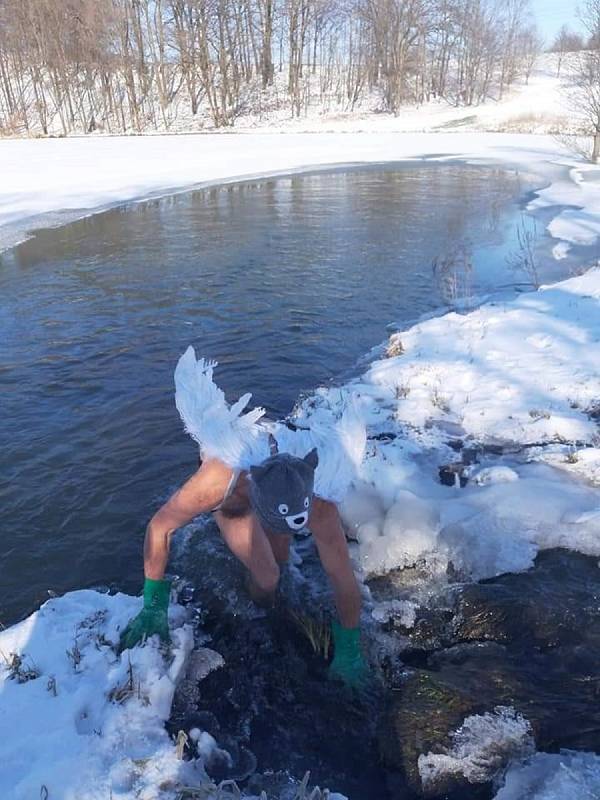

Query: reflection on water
[[0, 163, 572, 624]]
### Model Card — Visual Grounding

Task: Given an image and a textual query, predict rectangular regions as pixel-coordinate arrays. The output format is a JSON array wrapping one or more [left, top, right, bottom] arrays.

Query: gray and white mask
[[249, 443, 318, 535]]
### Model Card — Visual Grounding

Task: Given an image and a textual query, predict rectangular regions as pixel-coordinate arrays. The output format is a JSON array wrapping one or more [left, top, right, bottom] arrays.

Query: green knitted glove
[[118, 578, 171, 652], [328, 620, 368, 689]]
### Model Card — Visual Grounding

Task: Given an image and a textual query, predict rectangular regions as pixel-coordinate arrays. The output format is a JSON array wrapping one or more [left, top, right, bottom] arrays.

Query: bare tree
[[518, 26, 543, 84], [571, 50, 600, 161], [551, 25, 585, 77], [0, 0, 543, 135]]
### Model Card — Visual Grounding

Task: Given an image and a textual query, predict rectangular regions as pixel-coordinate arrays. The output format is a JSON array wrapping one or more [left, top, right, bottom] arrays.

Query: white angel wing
[[174, 346, 269, 468], [174, 346, 366, 496], [273, 397, 366, 503]]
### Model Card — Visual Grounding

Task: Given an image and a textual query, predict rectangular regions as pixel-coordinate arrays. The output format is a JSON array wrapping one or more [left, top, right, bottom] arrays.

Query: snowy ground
[[2, 83, 600, 799], [229, 53, 577, 138]]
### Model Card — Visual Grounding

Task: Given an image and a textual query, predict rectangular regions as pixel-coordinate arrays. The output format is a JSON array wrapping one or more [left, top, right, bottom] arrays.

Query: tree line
[[0, 0, 540, 136]]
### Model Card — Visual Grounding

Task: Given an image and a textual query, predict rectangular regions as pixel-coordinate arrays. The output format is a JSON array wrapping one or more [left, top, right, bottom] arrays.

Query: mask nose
[[286, 511, 308, 530]]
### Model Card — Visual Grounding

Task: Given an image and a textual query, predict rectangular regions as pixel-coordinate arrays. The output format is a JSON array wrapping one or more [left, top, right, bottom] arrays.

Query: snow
[[493, 751, 600, 800], [0, 589, 215, 800], [366, 270, 600, 446], [418, 707, 535, 787]]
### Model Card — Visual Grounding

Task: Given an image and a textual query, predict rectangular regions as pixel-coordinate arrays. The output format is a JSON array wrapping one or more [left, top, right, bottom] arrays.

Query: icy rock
[[371, 599, 418, 629], [472, 466, 519, 485], [383, 492, 439, 558], [196, 731, 233, 769], [339, 482, 385, 533], [439, 517, 538, 581], [418, 707, 535, 792], [355, 492, 440, 576], [379, 670, 480, 794], [185, 647, 225, 683]]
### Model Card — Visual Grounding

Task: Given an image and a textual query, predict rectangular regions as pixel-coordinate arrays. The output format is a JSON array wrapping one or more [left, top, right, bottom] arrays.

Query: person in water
[[119, 350, 368, 688]]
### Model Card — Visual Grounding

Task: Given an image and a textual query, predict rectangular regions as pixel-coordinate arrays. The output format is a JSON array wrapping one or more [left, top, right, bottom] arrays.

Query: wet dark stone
[[379, 669, 482, 797], [438, 464, 468, 488], [378, 549, 600, 798]]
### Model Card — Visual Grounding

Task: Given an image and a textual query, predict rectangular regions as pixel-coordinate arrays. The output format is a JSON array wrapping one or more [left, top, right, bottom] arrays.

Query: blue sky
[[530, 0, 584, 44]]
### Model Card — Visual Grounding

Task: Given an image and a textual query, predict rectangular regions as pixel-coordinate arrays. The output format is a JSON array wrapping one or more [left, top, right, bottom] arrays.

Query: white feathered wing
[[272, 400, 367, 503], [174, 346, 269, 468], [174, 346, 366, 502]]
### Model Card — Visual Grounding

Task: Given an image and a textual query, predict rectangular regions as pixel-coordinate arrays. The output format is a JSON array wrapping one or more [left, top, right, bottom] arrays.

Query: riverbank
[[0, 131, 597, 256]]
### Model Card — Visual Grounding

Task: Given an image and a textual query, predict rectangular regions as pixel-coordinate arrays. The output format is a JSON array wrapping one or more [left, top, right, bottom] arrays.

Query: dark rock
[[438, 463, 468, 488], [377, 550, 600, 797], [378, 669, 482, 797]]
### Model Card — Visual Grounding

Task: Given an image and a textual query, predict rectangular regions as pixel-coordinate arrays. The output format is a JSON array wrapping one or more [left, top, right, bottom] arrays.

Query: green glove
[[328, 620, 368, 689], [118, 578, 171, 652]]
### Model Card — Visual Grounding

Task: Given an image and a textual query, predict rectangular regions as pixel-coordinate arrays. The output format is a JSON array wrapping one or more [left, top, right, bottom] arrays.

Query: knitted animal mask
[[249, 442, 318, 535]]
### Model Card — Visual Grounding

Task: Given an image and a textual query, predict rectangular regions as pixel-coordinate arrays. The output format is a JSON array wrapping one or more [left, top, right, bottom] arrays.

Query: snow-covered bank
[[0, 589, 352, 800], [0, 52, 577, 140], [0, 591, 203, 799], [0, 131, 599, 255], [289, 268, 600, 583]]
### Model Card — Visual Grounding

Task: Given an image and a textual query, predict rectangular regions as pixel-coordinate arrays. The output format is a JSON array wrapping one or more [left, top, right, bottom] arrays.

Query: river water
[[0, 162, 560, 624]]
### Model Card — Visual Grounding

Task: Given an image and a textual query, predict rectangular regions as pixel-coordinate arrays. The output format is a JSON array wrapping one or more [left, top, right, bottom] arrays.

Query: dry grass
[[385, 337, 405, 358], [0, 648, 41, 683], [65, 639, 83, 671], [497, 112, 572, 134], [107, 658, 147, 705], [176, 730, 189, 760], [288, 611, 332, 659]]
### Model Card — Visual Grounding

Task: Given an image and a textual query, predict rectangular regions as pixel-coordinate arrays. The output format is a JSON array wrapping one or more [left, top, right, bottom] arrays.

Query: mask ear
[[303, 448, 318, 471], [250, 464, 267, 483]]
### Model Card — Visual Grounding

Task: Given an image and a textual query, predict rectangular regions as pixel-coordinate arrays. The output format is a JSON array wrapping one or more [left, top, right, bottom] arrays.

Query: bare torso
[[145, 456, 362, 626]]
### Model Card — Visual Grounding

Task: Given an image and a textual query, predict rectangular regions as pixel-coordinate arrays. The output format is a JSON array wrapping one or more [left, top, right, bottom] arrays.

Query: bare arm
[[309, 498, 362, 628], [144, 458, 233, 580]]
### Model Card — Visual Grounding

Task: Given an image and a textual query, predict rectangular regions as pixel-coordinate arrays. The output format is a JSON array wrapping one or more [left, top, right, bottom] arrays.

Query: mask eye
[[278, 504, 289, 515], [303, 497, 310, 509]]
